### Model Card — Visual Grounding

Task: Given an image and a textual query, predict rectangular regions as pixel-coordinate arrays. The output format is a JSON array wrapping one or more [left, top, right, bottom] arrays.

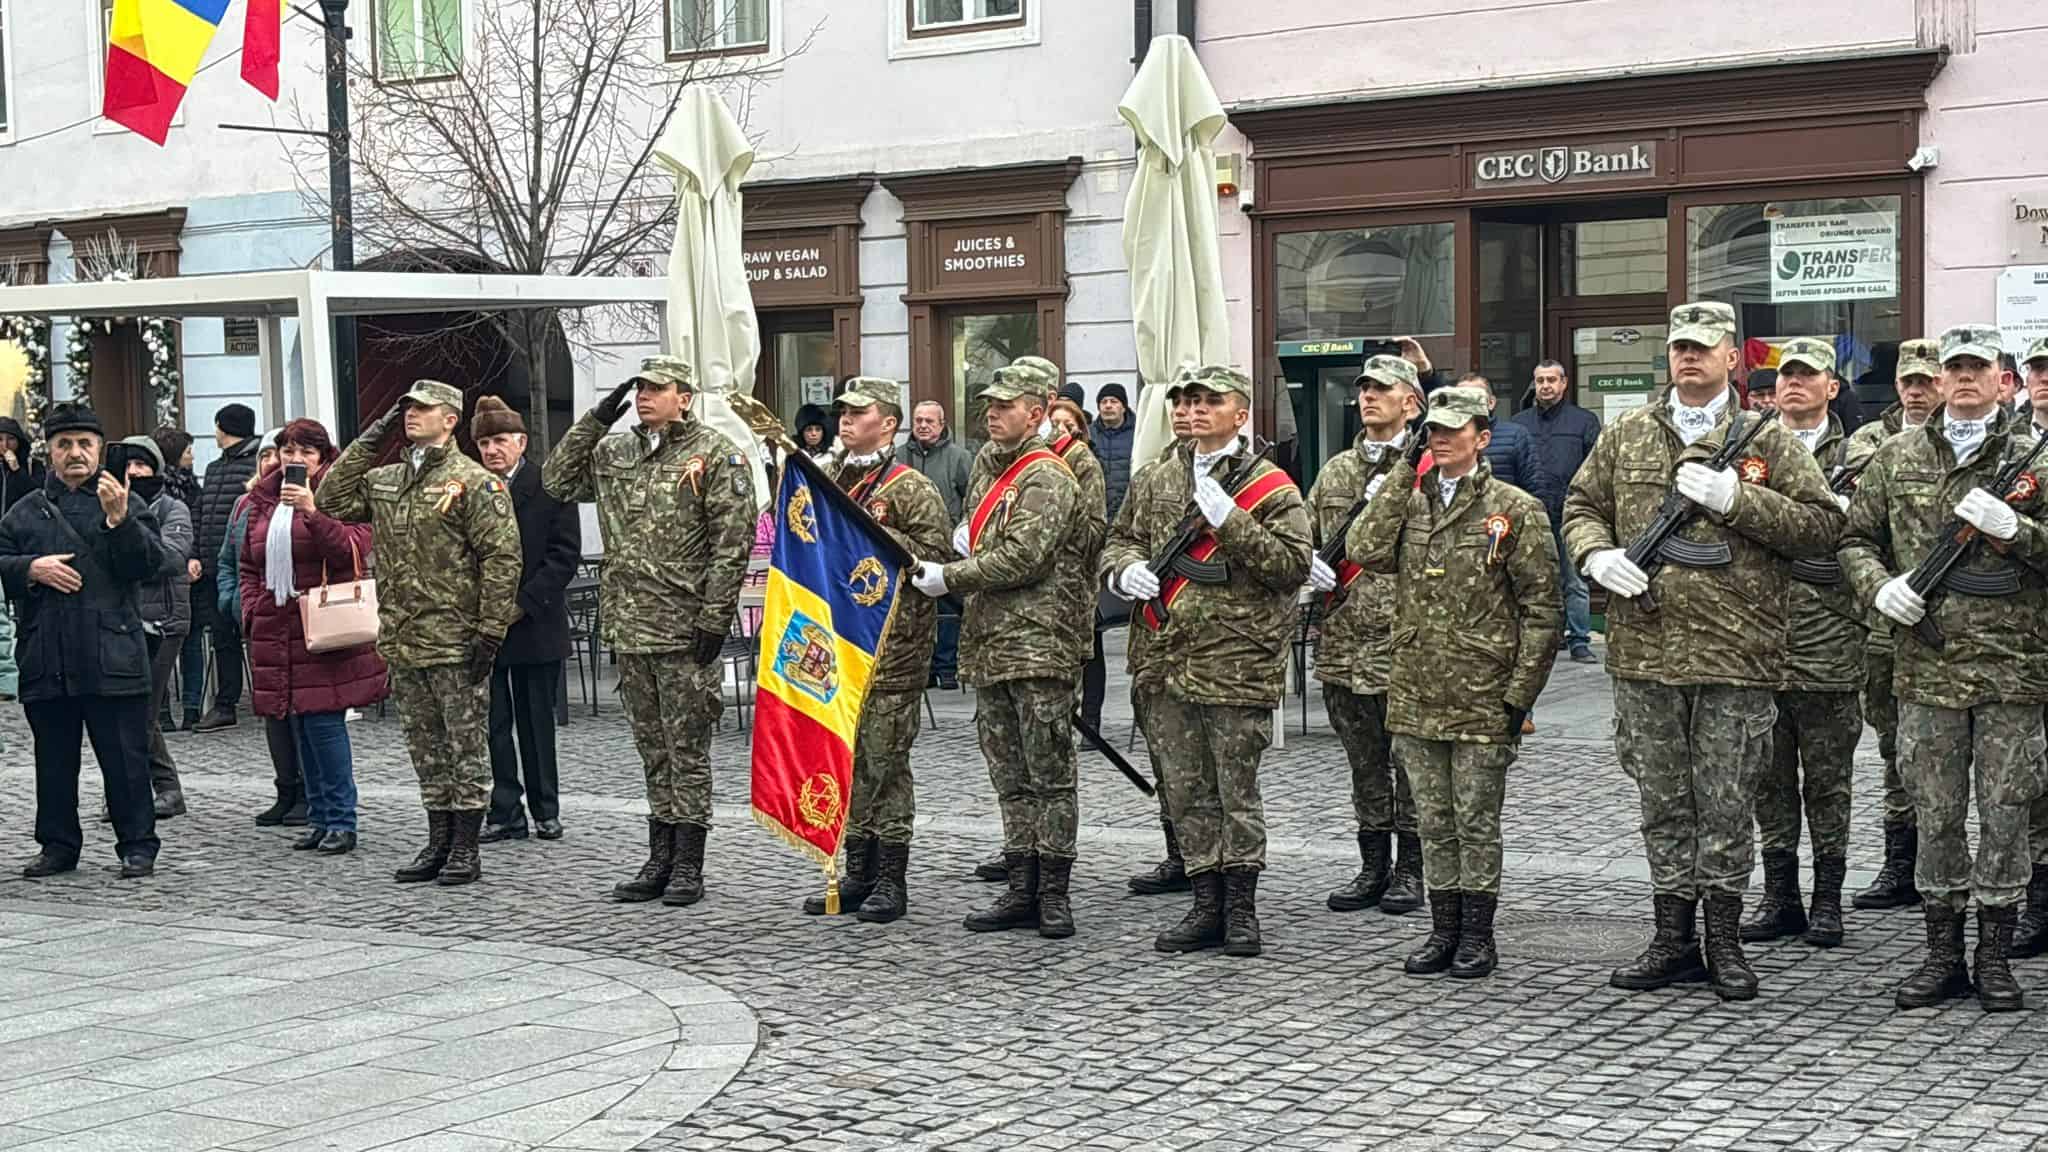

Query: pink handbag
[[299, 540, 380, 653]]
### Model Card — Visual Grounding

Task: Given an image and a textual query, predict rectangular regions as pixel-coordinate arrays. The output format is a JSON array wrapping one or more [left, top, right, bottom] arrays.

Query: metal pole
[[320, 0, 360, 439]]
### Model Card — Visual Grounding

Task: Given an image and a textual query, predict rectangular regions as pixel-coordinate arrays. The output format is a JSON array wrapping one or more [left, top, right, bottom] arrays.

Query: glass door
[[1550, 310, 1670, 426]]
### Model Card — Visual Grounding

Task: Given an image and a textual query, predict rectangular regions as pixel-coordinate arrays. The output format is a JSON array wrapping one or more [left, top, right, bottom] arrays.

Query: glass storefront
[[773, 328, 838, 426], [1562, 219, 1668, 297], [948, 309, 1039, 452]]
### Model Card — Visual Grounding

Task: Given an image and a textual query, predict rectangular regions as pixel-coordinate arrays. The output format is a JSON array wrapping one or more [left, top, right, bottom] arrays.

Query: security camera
[[1907, 146, 1939, 172]]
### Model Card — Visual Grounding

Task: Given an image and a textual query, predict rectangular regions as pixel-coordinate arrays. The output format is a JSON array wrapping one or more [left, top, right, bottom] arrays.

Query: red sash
[[1329, 452, 1432, 605], [845, 462, 911, 505], [1053, 433, 1077, 458], [1142, 467, 1297, 631], [968, 449, 1063, 551]]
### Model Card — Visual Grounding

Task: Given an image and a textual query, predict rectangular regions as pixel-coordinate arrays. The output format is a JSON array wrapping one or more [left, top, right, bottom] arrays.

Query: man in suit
[[472, 397, 580, 842]]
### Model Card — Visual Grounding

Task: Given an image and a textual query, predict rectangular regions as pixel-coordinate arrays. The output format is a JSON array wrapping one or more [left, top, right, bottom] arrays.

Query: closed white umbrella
[[1118, 34, 1231, 471], [654, 85, 771, 511]]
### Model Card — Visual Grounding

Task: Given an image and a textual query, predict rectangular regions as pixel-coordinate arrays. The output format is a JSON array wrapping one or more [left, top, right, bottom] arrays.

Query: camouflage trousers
[[1146, 691, 1270, 875], [1325, 685, 1417, 835], [976, 678, 1078, 860], [1755, 690, 1860, 858], [847, 687, 920, 846], [1392, 734, 1515, 894], [617, 652, 723, 826], [1613, 678, 1774, 898], [1863, 647, 1909, 824], [1899, 702, 2046, 910], [1130, 684, 1171, 825], [390, 664, 492, 811]]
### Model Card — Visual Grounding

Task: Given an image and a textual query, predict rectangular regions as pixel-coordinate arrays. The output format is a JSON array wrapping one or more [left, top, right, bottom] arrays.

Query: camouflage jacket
[[1053, 433, 1109, 668], [1562, 387, 1844, 689], [1844, 405, 1911, 658], [1349, 460, 1561, 743], [834, 451, 950, 693], [943, 436, 1079, 686], [1306, 430, 1408, 694], [542, 412, 754, 654], [1838, 408, 2048, 709], [1101, 447, 1311, 709], [316, 438, 522, 669], [1119, 456, 1165, 680], [1780, 415, 1867, 693]]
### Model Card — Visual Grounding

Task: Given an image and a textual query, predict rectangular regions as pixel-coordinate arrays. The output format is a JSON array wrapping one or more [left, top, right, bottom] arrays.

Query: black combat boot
[[1327, 830, 1390, 912], [1897, 902, 1972, 1009], [1610, 893, 1708, 990], [394, 810, 453, 883], [1222, 867, 1262, 957], [1404, 890, 1462, 975], [1804, 854, 1846, 948], [612, 820, 676, 903], [1128, 822, 1191, 895], [663, 824, 708, 906], [1976, 904, 2025, 1013], [1739, 851, 1807, 941], [1702, 891, 1758, 1001], [437, 810, 485, 886], [1154, 870, 1224, 953], [1380, 831, 1424, 915], [974, 849, 1008, 882], [1037, 857, 1076, 938], [1450, 892, 1498, 979], [806, 835, 876, 916], [965, 852, 1039, 932], [856, 842, 910, 924], [1854, 822, 1920, 909], [2009, 864, 2048, 958]]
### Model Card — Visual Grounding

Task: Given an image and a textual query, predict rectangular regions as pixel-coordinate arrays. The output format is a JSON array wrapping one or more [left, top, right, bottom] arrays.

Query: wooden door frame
[[1546, 302, 1673, 408]]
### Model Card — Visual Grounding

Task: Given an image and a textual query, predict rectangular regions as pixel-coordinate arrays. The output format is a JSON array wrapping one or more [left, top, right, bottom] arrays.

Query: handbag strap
[[317, 537, 366, 591]]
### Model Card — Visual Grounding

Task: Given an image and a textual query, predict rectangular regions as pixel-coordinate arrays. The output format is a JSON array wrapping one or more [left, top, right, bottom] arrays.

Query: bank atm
[[1275, 338, 1399, 492]]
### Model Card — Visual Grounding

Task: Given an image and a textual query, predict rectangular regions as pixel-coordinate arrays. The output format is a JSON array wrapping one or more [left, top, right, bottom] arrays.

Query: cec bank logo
[[1539, 148, 1569, 184]]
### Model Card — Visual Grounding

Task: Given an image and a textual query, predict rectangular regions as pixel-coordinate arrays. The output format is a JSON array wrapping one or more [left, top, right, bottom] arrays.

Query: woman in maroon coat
[[238, 419, 387, 854]]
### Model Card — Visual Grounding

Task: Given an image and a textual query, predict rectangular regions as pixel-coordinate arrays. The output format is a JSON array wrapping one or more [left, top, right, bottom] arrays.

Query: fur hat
[[470, 395, 525, 440]]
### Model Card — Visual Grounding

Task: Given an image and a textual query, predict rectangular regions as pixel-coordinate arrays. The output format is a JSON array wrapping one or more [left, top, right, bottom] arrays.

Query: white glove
[[1585, 549, 1649, 599], [1956, 488, 2019, 542], [1875, 573, 1926, 627], [910, 561, 949, 598], [1118, 561, 1160, 601], [1675, 463, 1739, 516], [951, 521, 971, 557], [1834, 494, 1852, 513], [1308, 555, 1338, 593], [1194, 476, 1233, 529], [1364, 474, 1389, 502]]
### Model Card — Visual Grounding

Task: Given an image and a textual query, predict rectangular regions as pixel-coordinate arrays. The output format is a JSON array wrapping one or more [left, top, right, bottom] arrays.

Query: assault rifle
[[1623, 408, 1779, 612], [1903, 431, 2048, 651], [1318, 414, 1428, 610], [1825, 459, 1870, 497], [1141, 437, 1274, 629]]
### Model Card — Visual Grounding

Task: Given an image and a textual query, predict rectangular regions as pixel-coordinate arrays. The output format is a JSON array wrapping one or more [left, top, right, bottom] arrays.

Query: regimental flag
[[751, 452, 910, 880], [105, 0, 281, 146]]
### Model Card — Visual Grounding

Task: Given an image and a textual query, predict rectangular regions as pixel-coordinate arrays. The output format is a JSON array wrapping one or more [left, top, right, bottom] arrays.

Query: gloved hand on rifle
[[1117, 561, 1160, 602], [593, 378, 637, 426], [1956, 488, 2019, 542], [1675, 462, 1739, 516], [1308, 555, 1338, 593], [1585, 549, 1649, 599], [690, 627, 726, 666], [1875, 573, 1926, 627], [1194, 475, 1234, 529]]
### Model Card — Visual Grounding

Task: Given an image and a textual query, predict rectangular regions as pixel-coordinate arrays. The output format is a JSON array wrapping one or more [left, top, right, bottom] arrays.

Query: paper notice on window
[[1997, 265, 2048, 350], [1603, 393, 1649, 424], [800, 376, 835, 406], [1769, 212, 1898, 303]]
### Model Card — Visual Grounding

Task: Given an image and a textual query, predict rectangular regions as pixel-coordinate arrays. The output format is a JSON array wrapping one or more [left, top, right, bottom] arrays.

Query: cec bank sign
[[1471, 139, 1658, 190]]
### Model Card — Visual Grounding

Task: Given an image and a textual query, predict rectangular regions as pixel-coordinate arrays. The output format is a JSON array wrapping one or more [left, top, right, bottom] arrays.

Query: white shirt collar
[[1192, 438, 1241, 481], [1361, 429, 1407, 463], [1787, 423, 1825, 453], [1438, 475, 1460, 507], [1668, 389, 1730, 447]]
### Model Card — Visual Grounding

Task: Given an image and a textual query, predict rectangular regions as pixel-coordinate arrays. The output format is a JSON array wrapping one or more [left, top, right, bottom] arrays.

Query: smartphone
[[101, 441, 136, 479], [283, 463, 309, 488]]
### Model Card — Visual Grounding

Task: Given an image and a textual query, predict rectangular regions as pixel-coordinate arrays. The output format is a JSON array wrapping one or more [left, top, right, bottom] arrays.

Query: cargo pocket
[[98, 613, 147, 679], [1987, 710, 2048, 807]]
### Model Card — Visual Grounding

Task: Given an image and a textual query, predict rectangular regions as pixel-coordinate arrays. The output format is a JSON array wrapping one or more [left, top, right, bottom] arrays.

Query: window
[[376, 0, 462, 81], [948, 309, 1038, 454], [1275, 224, 1456, 347], [0, 0, 12, 141], [911, 0, 1021, 34], [1561, 218, 1668, 297], [668, 0, 768, 56]]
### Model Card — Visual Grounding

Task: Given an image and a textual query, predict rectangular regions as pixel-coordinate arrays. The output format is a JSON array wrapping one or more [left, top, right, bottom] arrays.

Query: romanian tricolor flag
[[751, 452, 909, 900], [104, 0, 282, 146]]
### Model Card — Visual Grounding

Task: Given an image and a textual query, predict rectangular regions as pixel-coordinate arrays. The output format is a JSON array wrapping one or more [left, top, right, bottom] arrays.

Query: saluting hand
[[593, 379, 636, 426], [97, 472, 129, 526]]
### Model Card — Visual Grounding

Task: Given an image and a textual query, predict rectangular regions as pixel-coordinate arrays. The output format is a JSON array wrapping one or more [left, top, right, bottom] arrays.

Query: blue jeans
[[295, 710, 358, 832], [178, 627, 206, 714], [1555, 525, 1591, 647]]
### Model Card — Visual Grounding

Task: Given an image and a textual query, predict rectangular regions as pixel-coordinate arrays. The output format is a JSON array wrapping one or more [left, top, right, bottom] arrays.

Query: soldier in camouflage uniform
[[1124, 393, 1197, 896], [1307, 355, 1425, 916], [909, 363, 1082, 937], [543, 357, 754, 909], [798, 378, 949, 924], [2015, 337, 2048, 958], [1841, 324, 2048, 1012], [1844, 339, 1942, 911], [1741, 338, 1867, 949], [1564, 302, 1845, 1002], [1102, 366, 1312, 958], [1345, 386, 1560, 978], [317, 380, 522, 886]]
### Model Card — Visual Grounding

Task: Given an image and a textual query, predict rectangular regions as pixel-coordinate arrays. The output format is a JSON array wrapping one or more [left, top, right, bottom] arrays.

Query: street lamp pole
[[318, 0, 360, 439]]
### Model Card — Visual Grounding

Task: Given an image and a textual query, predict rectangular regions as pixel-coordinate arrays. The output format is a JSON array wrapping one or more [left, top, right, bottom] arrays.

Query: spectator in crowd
[[219, 430, 306, 828], [1049, 399, 1090, 445], [795, 403, 835, 460], [151, 427, 201, 732], [0, 417, 44, 511], [1460, 374, 1556, 511], [1091, 382, 1134, 522], [192, 402, 262, 732], [120, 435, 194, 817], [905, 400, 972, 690], [1511, 361, 1601, 664], [1745, 370, 1777, 413]]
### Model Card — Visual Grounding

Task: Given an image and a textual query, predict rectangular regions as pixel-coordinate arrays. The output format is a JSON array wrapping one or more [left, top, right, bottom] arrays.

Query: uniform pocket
[[1987, 713, 2048, 806]]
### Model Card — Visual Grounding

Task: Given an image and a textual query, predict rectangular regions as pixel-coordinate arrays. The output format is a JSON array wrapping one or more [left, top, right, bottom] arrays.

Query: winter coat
[[196, 435, 261, 578], [137, 490, 193, 638], [0, 476, 165, 702], [238, 465, 388, 718], [1090, 416, 1135, 521], [1480, 417, 1559, 518], [216, 496, 248, 621], [497, 459, 581, 666], [1510, 399, 1601, 523], [944, 436, 1081, 686], [904, 432, 973, 525], [0, 418, 44, 512]]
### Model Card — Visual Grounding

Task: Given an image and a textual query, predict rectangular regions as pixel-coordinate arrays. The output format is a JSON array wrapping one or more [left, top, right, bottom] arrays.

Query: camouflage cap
[[1938, 324, 2004, 365], [634, 355, 695, 392], [1355, 354, 1419, 391], [1168, 364, 1252, 400], [1896, 338, 1942, 380], [2023, 337, 2048, 366], [1421, 386, 1490, 431], [982, 357, 1060, 402], [837, 376, 904, 417], [402, 379, 464, 413], [1668, 301, 1738, 348], [1776, 337, 1836, 375]]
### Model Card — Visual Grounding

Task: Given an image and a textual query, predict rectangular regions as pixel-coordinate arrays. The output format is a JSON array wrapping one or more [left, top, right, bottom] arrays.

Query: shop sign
[[1768, 212, 1897, 303], [1471, 139, 1658, 190], [1586, 372, 1655, 392], [933, 220, 1041, 290], [2010, 195, 2048, 257], [744, 230, 839, 303], [1996, 265, 2048, 349], [1277, 338, 1379, 357]]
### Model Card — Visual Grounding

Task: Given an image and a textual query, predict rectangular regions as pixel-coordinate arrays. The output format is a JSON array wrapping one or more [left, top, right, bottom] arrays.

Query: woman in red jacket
[[238, 419, 387, 854]]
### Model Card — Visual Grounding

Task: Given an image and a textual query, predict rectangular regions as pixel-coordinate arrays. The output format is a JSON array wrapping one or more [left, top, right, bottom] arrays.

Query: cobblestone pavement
[[3, 644, 2047, 1151]]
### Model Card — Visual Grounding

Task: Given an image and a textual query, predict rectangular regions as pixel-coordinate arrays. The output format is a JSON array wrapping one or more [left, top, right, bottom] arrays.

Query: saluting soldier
[[910, 364, 1082, 937], [544, 356, 755, 909], [1742, 338, 1867, 949], [317, 380, 522, 886], [1345, 386, 1560, 978], [1103, 365, 1311, 958], [1844, 338, 1943, 911], [1125, 390, 1197, 895], [1306, 354, 1426, 916], [1563, 302, 1844, 1002], [802, 378, 949, 924]]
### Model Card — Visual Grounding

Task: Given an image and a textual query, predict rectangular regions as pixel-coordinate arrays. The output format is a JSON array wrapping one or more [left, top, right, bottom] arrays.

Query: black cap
[[43, 403, 103, 439], [215, 403, 257, 439], [1096, 381, 1129, 406], [1745, 369, 1778, 394], [1057, 382, 1085, 406]]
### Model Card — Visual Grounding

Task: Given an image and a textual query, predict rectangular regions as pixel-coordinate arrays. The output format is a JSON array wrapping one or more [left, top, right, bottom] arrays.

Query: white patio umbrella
[[1118, 34, 1231, 471], [654, 85, 771, 512]]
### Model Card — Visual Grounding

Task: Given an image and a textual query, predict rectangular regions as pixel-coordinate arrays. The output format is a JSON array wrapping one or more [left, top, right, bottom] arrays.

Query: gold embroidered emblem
[[787, 482, 818, 544], [848, 556, 888, 607], [796, 772, 842, 831]]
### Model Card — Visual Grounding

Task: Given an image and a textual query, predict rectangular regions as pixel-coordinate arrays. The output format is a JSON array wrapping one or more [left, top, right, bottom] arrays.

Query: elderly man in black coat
[[0, 404, 166, 878]]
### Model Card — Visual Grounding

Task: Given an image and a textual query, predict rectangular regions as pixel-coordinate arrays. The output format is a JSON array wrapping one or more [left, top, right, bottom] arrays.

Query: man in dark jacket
[[0, 404, 166, 878], [1511, 360, 1602, 663], [191, 402, 261, 731], [1091, 382, 1134, 521], [120, 436, 193, 817], [0, 417, 45, 511], [905, 400, 973, 688], [473, 397, 580, 843]]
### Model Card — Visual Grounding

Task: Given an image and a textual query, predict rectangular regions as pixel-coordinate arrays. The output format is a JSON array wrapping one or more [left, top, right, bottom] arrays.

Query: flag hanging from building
[[241, 0, 283, 100], [751, 452, 910, 871], [105, 0, 281, 146]]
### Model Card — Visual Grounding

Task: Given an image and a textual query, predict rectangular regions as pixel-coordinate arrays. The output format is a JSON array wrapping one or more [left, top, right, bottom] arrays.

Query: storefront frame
[[742, 175, 875, 414]]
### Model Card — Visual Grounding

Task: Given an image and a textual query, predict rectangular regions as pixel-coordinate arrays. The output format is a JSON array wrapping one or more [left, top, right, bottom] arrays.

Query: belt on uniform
[[1944, 566, 2022, 598], [1789, 558, 1843, 586], [1656, 537, 1732, 569]]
